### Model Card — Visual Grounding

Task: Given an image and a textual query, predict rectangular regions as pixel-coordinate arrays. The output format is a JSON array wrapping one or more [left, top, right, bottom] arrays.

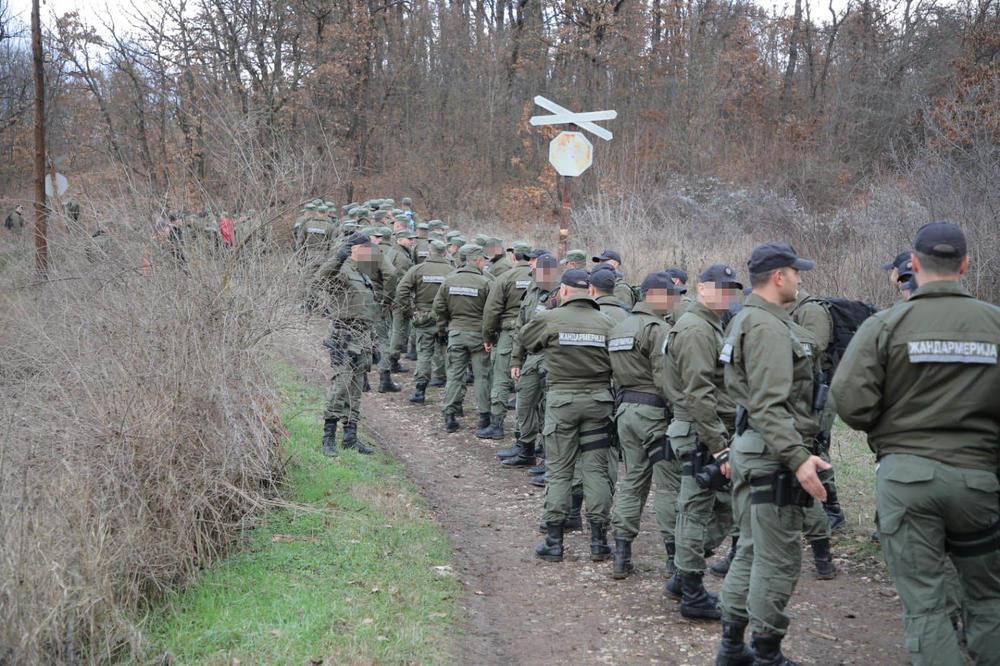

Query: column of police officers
[[304, 198, 999, 666]]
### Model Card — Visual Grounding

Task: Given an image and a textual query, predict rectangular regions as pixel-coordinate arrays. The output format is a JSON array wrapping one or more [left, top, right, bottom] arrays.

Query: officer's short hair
[[749, 269, 779, 288], [915, 251, 962, 276]]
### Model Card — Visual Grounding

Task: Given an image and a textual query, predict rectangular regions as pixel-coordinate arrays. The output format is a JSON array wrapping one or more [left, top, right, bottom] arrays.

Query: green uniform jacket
[[790, 290, 833, 373], [664, 302, 736, 454], [482, 261, 533, 344], [511, 283, 553, 368], [395, 257, 452, 326], [723, 293, 820, 472], [357, 244, 398, 305], [488, 255, 513, 278], [832, 281, 1000, 472], [672, 294, 695, 323], [297, 216, 336, 251], [613, 278, 636, 308], [412, 238, 431, 264], [518, 295, 613, 390], [385, 242, 414, 276], [313, 257, 379, 353], [432, 265, 493, 334], [596, 294, 631, 325], [608, 301, 671, 396], [4, 210, 25, 228]]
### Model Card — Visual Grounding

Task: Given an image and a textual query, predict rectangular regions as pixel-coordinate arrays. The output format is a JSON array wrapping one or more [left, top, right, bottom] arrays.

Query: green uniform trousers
[[876, 454, 1000, 666], [389, 308, 410, 359], [515, 355, 546, 444], [670, 420, 736, 574], [720, 429, 805, 637], [442, 330, 491, 416], [375, 308, 393, 372], [412, 324, 446, 384], [542, 388, 615, 525], [489, 329, 516, 418], [324, 350, 370, 424], [610, 402, 678, 541]]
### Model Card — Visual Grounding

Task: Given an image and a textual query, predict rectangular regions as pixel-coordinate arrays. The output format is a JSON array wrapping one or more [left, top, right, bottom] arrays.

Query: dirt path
[[287, 332, 907, 665]]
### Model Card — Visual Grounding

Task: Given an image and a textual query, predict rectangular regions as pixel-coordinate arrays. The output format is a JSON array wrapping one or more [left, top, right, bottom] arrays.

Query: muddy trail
[[286, 330, 907, 665]]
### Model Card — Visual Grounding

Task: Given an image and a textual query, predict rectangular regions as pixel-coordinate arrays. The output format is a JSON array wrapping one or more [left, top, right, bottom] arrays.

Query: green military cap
[[445, 230, 462, 241], [304, 202, 317, 211], [428, 219, 444, 229], [361, 226, 378, 235], [378, 226, 392, 237], [440, 224, 450, 231], [385, 199, 395, 206], [429, 239, 448, 251], [509, 240, 533, 254], [562, 249, 588, 264], [342, 204, 353, 213], [473, 234, 490, 246], [355, 207, 370, 218], [311, 198, 323, 205], [372, 210, 388, 221], [392, 208, 404, 215], [429, 232, 446, 242], [395, 229, 416, 239], [402, 197, 412, 206], [449, 235, 467, 246], [324, 200, 335, 208], [341, 221, 360, 234], [485, 237, 503, 248], [417, 222, 429, 230], [317, 204, 329, 212], [459, 243, 485, 259]]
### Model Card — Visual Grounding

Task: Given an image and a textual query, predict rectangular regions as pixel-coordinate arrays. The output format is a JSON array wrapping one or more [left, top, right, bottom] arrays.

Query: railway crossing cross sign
[[530, 96, 616, 177]]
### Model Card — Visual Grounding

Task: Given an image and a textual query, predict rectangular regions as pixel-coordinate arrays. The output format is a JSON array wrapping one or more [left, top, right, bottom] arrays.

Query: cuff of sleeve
[[783, 446, 812, 473]]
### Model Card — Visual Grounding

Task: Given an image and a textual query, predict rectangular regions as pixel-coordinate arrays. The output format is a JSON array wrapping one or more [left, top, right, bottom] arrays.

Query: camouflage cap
[[402, 197, 412, 206], [509, 240, 533, 255], [429, 239, 448, 252], [473, 234, 490, 246], [562, 249, 588, 265], [459, 243, 485, 259]]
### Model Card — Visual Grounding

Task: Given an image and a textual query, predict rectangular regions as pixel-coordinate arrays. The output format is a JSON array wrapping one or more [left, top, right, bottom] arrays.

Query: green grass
[[827, 420, 885, 562], [143, 373, 461, 664]]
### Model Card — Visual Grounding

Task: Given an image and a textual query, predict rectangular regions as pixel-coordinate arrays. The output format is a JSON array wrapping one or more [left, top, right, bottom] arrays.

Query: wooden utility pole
[[31, 0, 47, 275]]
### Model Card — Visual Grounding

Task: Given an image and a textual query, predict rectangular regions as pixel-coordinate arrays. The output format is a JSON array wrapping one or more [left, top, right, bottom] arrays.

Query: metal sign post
[[530, 96, 616, 258]]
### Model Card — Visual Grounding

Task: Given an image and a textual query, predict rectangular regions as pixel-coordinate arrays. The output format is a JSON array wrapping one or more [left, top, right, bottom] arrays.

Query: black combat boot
[[475, 413, 505, 440], [474, 412, 491, 430], [429, 376, 446, 387], [680, 571, 722, 620], [590, 520, 612, 561], [465, 367, 475, 385], [455, 405, 465, 416], [612, 537, 634, 579], [811, 538, 837, 580], [664, 571, 683, 599], [378, 370, 401, 393], [342, 423, 373, 454], [496, 442, 524, 460], [390, 356, 409, 374], [664, 539, 677, 575], [321, 417, 338, 458], [501, 440, 535, 467], [528, 460, 546, 475], [408, 381, 427, 404], [444, 413, 460, 432], [565, 491, 584, 531], [714, 619, 755, 665], [710, 536, 738, 577], [362, 374, 371, 392], [535, 521, 564, 562], [750, 632, 800, 665], [824, 487, 846, 532], [530, 473, 546, 487]]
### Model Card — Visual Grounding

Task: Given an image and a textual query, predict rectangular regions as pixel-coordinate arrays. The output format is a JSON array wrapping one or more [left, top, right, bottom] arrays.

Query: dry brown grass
[[0, 208, 304, 662]]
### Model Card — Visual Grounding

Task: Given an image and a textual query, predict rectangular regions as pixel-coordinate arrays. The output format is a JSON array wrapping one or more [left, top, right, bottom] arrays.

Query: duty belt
[[749, 472, 813, 508], [619, 390, 666, 408], [947, 520, 1000, 557]]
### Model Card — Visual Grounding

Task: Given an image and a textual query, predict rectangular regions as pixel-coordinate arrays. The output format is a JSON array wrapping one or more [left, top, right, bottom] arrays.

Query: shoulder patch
[[306, 227, 328, 234], [417, 251, 429, 258], [558, 332, 607, 347], [449, 286, 479, 297], [422, 275, 445, 284], [908, 340, 997, 364], [608, 336, 635, 352]]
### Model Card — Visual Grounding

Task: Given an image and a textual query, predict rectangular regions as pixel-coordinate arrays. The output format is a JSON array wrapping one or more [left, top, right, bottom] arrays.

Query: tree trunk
[[31, 0, 47, 275]]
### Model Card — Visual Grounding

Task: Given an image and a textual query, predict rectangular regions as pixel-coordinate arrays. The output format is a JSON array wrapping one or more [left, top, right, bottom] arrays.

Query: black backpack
[[815, 297, 877, 371]]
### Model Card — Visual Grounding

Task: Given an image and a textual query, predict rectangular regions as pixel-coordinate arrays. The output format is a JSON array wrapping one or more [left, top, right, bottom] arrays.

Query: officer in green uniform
[[666, 267, 695, 320], [519, 269, 616, 563], [485, 237, 512, 277], [592, 250, 636, 307], [412, 223, 431, 264], [313, 233, 380, 457], [716, 243, 832, 666], [590, 267, 632, 323], [478, 241, 534, 440], [607, 272, 685, 579], [4, 204, 25, 237], [396, 240, 452, 404], [833, 222, 1000, 666], [660, 264, 744, 620], [299, 205, 338, 310], [433, 244, 494, 432], [360, 226, 401, 392], [561, 249, 588, 269], [386, 229, 416, 373]]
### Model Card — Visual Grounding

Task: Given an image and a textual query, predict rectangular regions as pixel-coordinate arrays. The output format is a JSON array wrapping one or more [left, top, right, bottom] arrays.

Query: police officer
[[396, 240, 453, 404], [433, 244, 494, 432], [833, 222, 1000, 666], [592, 249, 636, 307], [386, 229, 416, 374], [607, 272, 685, 579], [561, 249, 588, 270], [716, 243, 831, 666], [661, 264, 743, 620], [519, 269, 616, 562], [478, 241, 534, 440], [359, 226, 400, 392], [485, 237, 512, 277], [590, 267, 632, 323], [4, 204, 25, 237], [501, 253, 561, 469], [312, 233, 380, 457], [412, 222, 431, 264]]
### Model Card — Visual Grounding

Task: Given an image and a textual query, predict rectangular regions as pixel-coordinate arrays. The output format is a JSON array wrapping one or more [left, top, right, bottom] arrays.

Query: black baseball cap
[[561, 268, 590, 289], [592, 249, 623, 265], [535, 253, 559, 269], [641, 271, 686, 295], [589, 268, 617, 291], [664, 267, 689, 284], [344, 232, 372, 247], [914, 221, 966, 258], [698, 263, 743, 289], [747, 242, 815, 273], [881, 250, 913, 272], [529, 248, 552, 259], [897, 268, 914, 284]]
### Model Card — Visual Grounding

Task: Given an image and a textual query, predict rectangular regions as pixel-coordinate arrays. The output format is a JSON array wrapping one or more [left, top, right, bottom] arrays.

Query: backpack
[[814, 297, 877, 371]]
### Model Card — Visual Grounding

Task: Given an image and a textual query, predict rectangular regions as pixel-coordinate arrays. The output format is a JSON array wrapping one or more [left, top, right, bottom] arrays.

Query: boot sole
[[611, 569, 633, 579], [535, 553, 563, 562], [680, 607, 722, 621], [591, 553, 612, 562], [408, 399, 425, 404], [501, 461, 535, 468]]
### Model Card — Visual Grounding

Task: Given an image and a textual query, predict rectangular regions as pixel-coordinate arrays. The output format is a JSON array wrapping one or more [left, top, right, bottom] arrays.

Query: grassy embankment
[[144, 370, 461, 664]]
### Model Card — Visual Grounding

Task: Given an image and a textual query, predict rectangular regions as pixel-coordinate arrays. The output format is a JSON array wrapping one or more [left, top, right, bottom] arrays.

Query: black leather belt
[[619, 390, 666, 408]]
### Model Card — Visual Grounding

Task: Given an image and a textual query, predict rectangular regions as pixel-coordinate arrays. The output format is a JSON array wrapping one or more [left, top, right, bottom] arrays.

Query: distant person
[[4, 204, 25, 237], [219, 211, 235, 247]]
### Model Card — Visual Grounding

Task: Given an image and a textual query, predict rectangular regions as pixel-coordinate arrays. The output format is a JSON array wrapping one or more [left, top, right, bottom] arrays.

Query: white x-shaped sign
[[529, 96, 617, 141]]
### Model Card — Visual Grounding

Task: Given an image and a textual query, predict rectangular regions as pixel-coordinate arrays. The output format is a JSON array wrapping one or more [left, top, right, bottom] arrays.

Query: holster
[[648, 434, 673, 464], [681, 442, 712, 477], [750, 471, 814, 508], [735, 405, 749, 436]]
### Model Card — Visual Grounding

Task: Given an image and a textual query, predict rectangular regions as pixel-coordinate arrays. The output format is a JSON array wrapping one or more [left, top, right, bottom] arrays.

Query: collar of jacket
[[691, 300, 725, 332], [457, 265, 483, 275], [746, 292, 792, 322], [560, 294, 600, 310], [630, 300, 667, 319], [426, 256, 450, 265], [597, 294, 627, 307], [909, 280, 972, 300]]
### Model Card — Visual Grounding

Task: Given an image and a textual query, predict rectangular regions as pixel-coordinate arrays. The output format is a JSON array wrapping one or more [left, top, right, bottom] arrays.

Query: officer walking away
[[312, 233, 381, 457], [519, 269, 616, 562], [663, 264, 744, 620], [607, 272, 685, 579], [4, 204, 25, 237], [396, 240, 453, 405], [592, 249, 636, 307], [833, 222, 1000, 666], [590, 266, 632, 323], [433, 244, 494, 432], [716, 243, 832, 666]]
